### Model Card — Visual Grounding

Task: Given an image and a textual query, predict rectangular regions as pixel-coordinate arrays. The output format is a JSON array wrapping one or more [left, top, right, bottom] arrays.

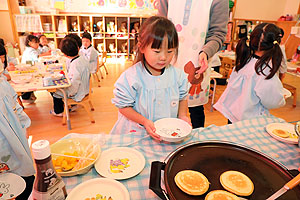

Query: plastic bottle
[[32, 140, 67, 200]]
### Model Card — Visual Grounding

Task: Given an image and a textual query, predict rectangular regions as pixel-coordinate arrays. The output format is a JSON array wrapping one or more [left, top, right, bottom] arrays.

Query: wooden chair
[[98, 51, 108, 79], [283, 83, 297, 107], [62, 78, 95, 124], [91, 58, 101, 87]]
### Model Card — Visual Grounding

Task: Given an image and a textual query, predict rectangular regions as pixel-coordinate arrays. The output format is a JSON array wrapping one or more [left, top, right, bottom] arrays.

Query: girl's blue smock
[[214, 57, 286, 123], [110, 62, 188, 135], [0, 76, 35, 176], [21, 47, 39, 64]]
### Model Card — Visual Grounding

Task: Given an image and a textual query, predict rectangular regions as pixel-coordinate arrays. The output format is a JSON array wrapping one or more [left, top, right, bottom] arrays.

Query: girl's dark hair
[[65, 33, 82, 48], [235, 23, 283, 79], [134, 16, 179, 64], [25, 35, 39, 47], [82, 31, 92, 41], [0, 44, 8, 68], [59, 38, 79, 57]]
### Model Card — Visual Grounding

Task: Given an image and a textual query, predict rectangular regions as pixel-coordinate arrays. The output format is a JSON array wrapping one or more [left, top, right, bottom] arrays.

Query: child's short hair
[[134, 16, 179, 64], [25, 35, 39, 47], [82, 32, 92, 41], [0, 38, 4, 46], [60, 38, 79, 57], [65, 33, 82, 48], [0, 44, 7, 68], [38, 34, 46, 41]]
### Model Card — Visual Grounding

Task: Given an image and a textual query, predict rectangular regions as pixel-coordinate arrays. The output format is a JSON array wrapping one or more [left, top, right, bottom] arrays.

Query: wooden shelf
[[15, 13, 148, 59]]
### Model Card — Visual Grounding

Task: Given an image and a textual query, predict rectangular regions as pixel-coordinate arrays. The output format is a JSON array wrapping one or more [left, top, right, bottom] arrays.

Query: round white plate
[[265, 123, 298, 144], [283, 88, 292, 99], [0, 173, 26, 200], [95, 147, 145, 180], [154, 118, 192, 142], [66, 178, 130, 200]]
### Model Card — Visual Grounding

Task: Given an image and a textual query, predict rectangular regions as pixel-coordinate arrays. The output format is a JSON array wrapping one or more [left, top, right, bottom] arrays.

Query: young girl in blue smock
[[214, 23, 286, 123], [0, 57, 35, 199], [110, 16, 189, 139]]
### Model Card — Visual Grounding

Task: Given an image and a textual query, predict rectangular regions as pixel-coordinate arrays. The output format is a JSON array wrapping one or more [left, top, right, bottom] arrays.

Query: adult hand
[[143, 119, 161, 141], [195, 51, 208, 75]]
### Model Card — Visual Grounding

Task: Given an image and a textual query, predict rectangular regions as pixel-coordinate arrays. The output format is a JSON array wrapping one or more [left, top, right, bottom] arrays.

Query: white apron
[[168, 0, 212, 107]]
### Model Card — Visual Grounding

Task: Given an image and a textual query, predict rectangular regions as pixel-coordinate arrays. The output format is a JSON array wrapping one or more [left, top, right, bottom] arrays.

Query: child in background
[[38, 34, 51, 54], [110, 16, 189, 139], [0, 38, 17, 71], [0, 44, 11, 81], [0, 58, 35, 200], [21, 35, 40, 64], [214, 23, 286, 123], [80, 32, 99, 73], [50, 37, 90, 116]]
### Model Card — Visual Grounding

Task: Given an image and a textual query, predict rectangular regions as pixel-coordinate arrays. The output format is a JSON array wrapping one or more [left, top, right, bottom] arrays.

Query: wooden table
[[9, 68, 73, 130]]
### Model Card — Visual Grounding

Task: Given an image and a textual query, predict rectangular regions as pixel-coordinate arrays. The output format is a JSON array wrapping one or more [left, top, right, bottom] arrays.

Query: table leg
[[58, 88, 71, 130], [210, 78, 217, 112]]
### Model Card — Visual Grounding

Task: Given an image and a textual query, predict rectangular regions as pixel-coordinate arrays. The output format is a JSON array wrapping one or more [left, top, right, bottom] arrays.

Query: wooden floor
[[26, 60, 300, 144]]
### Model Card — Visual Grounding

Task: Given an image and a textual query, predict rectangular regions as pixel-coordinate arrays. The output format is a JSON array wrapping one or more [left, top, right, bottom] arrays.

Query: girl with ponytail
[[214, 23, 286, 123]]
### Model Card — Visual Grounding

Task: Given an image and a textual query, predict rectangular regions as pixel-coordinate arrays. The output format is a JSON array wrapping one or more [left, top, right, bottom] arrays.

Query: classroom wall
[[0, 0, 15, 43], [234, 0, 299, 20]]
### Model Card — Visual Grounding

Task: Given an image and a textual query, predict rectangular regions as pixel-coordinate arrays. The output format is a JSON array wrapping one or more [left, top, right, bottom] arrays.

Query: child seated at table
[[0, 58, 35, 200], [110, 16, 189, 139], [0, 43, 11, 81], [0, 38, 18, 71], [214, 23, 286, 123], [38, 34, 51, 54], [50, 37, 90, 116], [80, 31, 99, 73]]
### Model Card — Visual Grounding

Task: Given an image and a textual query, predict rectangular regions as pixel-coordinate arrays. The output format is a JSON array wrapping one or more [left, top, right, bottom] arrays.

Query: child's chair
[[220, 56, 235, 79], [62, 78, 95, 124], [92, 62, 101, 87], [99, 51, 108, 79]]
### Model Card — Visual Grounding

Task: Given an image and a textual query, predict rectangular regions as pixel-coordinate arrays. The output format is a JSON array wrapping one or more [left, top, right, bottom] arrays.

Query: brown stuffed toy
[[184, 61, 204, 98]]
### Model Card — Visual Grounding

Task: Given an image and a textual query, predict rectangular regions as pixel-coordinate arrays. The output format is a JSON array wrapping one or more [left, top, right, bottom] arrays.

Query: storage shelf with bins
[[15, 14, 149, 59]]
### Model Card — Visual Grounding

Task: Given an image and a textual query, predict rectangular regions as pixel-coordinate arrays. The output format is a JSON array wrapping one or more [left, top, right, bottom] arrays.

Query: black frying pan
[[150, 141, 300, 200]]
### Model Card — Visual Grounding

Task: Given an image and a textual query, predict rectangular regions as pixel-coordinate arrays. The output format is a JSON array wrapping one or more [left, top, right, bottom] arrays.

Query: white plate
[[66, 178, 130, 200], [95, 147, 145, 180], [154, 118, 192, 142], [0, 173, 26, 200], [265, 123, 298, 144], [283, 88, 292, 99]]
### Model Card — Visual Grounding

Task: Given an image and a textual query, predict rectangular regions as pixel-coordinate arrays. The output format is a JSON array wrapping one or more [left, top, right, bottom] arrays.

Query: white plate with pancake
[[265, 123, 298, 144], [154, 118, 192, 142]]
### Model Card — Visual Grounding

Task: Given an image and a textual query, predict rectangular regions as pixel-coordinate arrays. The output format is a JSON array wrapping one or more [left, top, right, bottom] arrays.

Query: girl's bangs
[[150, 28, 178, 49]]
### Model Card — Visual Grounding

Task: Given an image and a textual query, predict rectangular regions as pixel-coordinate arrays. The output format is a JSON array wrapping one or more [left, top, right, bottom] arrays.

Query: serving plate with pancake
[[265, 123, 298, 144]]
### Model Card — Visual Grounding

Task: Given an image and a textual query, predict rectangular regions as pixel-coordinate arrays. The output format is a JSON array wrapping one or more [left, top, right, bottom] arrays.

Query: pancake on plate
[[220, 171, 254, 196], [205, 190, 239, 200], [174, 170, 209, 195], [272, 129, 290, 138]]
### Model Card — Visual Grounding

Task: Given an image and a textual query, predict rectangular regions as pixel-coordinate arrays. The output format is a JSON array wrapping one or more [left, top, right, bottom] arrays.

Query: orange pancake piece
[[272, 129, 290, 138], [220, 171, 254, 196], [205, 190, 240, 200], [174, 170, 210, 195]]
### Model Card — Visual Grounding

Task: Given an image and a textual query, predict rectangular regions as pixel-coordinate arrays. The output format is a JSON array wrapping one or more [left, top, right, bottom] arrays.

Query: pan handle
[[149, 161, 170, 200]]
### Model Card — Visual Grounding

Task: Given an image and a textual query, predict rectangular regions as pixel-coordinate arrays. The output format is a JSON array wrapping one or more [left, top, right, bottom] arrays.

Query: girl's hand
[[143, 119, 161, 141], [196, 51, 208, 75], [179, 115, 192, 126]]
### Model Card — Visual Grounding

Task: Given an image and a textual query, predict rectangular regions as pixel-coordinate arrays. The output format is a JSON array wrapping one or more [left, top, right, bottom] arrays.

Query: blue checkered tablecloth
[[62, 116, 300, 200]]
